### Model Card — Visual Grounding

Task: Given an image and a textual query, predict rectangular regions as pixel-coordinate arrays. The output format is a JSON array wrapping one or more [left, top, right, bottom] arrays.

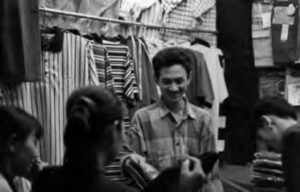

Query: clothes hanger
[[190, 37, 210, 48]]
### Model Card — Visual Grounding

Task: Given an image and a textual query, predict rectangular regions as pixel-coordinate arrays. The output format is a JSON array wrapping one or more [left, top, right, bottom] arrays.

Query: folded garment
[[253, 167, 284, 177], [254, 151, 282, 161], [253, 159, 282, 170], [251, 173, 284, 186]]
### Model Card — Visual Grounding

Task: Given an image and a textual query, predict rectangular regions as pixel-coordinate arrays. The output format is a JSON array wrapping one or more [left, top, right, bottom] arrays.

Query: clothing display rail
[[39, 7, 218, 34]]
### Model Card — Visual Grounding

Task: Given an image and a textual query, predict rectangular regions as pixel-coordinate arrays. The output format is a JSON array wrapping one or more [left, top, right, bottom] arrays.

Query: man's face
[[156, 64, 190, 103], [257, 115, 282, 152]]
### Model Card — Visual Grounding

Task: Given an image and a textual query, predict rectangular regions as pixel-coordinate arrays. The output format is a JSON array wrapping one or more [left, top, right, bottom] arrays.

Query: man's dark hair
[[254, 97, 297, 121], [152, 47, 192, 79]]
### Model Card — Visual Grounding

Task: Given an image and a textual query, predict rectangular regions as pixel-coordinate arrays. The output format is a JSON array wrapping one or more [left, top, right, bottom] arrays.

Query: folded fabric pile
[[251, 151, 285, 192]]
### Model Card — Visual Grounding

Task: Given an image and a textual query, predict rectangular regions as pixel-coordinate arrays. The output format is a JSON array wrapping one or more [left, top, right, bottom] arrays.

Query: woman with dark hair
[[33, 86, 206, 192], [0, 106, 43, 192]]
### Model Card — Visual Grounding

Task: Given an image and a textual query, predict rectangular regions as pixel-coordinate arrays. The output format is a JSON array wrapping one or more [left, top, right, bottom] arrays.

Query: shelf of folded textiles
[[251, 151, 285, 192]]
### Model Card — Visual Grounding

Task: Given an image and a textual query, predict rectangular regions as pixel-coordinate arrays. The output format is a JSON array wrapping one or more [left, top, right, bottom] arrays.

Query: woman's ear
[[7, 134, 17, 153], [261, 116, 273, 131]]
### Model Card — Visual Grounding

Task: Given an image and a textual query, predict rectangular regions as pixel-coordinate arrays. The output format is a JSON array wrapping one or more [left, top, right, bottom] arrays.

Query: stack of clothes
[[251, 151, 285, 192]]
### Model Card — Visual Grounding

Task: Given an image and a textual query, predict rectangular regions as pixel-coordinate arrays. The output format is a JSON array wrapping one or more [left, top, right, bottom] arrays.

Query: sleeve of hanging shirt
[[187, 50, 214, 107], [87, 42, 100, 86], [119, 0, 158, 21], [192, 0, 216, 21], [124, 53, 139, 105]]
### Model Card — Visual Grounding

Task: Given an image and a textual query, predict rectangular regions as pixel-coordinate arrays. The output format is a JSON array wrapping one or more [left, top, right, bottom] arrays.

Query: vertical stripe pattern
[[0, 32, 99, 165]]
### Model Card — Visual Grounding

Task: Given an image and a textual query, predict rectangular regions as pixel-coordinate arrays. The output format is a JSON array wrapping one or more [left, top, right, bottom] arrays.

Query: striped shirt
[[128, 98, 216, 171], [0, 32, 99, 165], [91, 42, 115, 91], [102, 41, 139, 104]]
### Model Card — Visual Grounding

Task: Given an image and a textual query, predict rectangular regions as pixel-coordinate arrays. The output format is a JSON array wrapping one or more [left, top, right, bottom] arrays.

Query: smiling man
[[128, 47, 223, 192]]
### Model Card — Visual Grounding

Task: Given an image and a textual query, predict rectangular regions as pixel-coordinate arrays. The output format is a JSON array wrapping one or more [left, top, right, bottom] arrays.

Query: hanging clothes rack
[[39, 7, 218, 34]]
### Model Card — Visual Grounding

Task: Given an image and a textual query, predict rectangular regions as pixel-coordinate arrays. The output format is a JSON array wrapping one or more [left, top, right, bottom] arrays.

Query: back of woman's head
[[64, 86, 123, 164], [0, 106, 43, 157]]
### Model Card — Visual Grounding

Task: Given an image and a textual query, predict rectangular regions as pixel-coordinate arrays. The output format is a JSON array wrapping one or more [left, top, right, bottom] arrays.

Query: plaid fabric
[[193, 5, 217, 46], [128, 98, 216, 171], [193, 0, 216, 19], [161, 0, 217, 46], [120, 2, 164, 41], [161, 0, 184, 15]]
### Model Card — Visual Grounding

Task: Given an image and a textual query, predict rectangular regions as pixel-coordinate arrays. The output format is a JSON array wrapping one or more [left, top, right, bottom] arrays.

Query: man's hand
[[179, 156, 207, 192]]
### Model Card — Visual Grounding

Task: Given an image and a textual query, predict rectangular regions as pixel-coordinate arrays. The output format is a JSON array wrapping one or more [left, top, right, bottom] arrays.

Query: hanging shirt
[[0, 32, 99, 165], [40, 0, 121, 35], [185, 49, 215, 108], [91, 42, 115, 91], [188, 43, 228, 151], [271, 0, 299, 65], [119, 0, 158, 21], [101, 40, 139, 105], [161, 0, 217, 46], [127, 36, 159, 119], [161, 0, 184, 16], [100, 39, 139, 131], [0, 0, 41, 84], [120, 1, 164, 42]]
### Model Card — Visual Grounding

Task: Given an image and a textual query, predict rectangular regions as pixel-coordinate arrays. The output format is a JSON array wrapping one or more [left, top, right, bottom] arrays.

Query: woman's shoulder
[[32, 166, 65, 192], [32, 166, 139, 192], [96, 180, 139, 192], [0, 172, 13, 192]]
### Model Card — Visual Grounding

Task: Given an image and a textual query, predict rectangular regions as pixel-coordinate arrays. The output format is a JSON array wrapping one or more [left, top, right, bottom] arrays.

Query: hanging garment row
[[39, 0, 218, 46], [0, 26, 227, 166], [0, 26, 228, 185]]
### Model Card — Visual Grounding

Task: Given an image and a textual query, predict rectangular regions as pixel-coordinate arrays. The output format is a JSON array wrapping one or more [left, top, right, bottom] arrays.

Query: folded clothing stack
[[251, 151, 285, 192]]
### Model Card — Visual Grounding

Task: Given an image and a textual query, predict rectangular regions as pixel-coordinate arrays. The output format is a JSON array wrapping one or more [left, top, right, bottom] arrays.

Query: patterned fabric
[[161, 0, 217, 46], [40, 0, 121, 35], [120, 2, 164, 42], [0, 32, 99, 165], [161, 0, 183, 16], [104, 145, 134, 183], [101, 41, 139, 104], [118, 0, 158, 21], [128, 98, 224, 192], [128, 98, 216, 171], [91, 42, 115, 90], [127, 36, 159, 120]]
